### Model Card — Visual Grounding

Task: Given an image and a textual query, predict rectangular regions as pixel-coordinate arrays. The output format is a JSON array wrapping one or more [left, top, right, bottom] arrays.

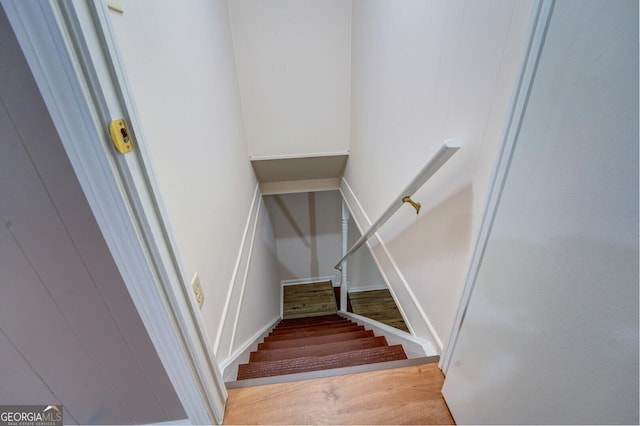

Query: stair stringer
[[220, 316, 279, 382], [338, 311, 438, 357]]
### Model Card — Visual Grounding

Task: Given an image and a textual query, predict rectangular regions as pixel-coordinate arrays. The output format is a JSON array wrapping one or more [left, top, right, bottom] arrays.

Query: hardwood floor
[[283, 281, 337, 319], [349, 289, 410, 332], [224, 363, 454, 425]]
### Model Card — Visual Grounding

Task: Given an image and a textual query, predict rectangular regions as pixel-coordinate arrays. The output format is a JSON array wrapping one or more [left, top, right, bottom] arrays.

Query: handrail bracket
[[402, 196, 421, 214]]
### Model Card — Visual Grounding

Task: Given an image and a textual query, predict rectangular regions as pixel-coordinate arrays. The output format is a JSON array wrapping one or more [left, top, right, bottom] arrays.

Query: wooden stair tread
[[264, 325, 364, 341], [250, 336, 388, 362], [277, 315, 344, 327], [258, 330, 375, 350], [237, 345, 408, 380], [269, 320, 355, 335]]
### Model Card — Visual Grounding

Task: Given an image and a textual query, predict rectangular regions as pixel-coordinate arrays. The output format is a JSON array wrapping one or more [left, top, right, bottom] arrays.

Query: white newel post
[[340, 200, 349, 311]]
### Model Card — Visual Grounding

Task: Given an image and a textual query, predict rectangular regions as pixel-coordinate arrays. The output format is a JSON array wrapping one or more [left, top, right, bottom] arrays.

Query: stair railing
[[335, 139, 461, 272]]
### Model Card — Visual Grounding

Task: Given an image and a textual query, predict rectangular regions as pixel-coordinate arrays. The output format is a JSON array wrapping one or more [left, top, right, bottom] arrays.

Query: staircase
[[236, 314, 407, 380]]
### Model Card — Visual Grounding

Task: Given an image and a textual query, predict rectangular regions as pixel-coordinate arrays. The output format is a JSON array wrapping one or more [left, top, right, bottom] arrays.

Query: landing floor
[[349, 289, 410, 332], [223, 363, 455, 424], [283, 281, 337, 319]]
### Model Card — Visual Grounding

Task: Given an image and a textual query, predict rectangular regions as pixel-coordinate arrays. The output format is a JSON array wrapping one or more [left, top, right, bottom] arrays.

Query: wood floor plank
[[224, 363, 454, 425], [283, 282, 337, 319], [349, 289, 410, 332]]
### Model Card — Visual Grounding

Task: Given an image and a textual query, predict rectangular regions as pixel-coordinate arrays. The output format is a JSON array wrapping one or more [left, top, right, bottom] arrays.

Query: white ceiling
[[251, 154, 348, 194], [251, 154, 348, 182]]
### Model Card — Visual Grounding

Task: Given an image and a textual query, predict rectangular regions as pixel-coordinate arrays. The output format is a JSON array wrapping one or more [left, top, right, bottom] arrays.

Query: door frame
[[2, 1, 226, 423], [439, 0, 555, 374]]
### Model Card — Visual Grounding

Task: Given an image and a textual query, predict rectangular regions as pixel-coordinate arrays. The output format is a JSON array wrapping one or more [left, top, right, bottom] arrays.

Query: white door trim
[[2, 1, 225, 423], [439, 0, 556, 374]]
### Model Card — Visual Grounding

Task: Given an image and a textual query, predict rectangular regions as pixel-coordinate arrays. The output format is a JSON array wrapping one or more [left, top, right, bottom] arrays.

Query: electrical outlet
[[192, 273, 204, 309]]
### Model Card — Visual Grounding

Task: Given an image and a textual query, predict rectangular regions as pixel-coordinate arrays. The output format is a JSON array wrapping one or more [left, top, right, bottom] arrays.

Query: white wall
[[228, 0, 351, 158], [214, 193, 282, 365], [346, 215, 386, 291], [344, 0, 534, 350], [110, 1, 279, 358], [233, 201, 281, 351], [264, 191, 342, 282], [442, 1, 639, 423], [0, 7, 184, 422]]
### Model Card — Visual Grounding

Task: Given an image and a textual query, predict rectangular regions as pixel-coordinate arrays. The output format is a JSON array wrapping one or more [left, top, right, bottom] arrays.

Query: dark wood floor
[[224, 363, 454, 424], [283, 281, 337, 319], [349, 289, 410, 332]]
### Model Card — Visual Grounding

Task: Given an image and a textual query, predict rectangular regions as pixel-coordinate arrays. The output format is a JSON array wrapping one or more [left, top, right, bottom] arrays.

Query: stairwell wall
[[344, 0, 535, 351], [346, 215, 386, 292], [264, 190, 342, 284], [228, 0, 351, 159], [109, 0, 280, 365]]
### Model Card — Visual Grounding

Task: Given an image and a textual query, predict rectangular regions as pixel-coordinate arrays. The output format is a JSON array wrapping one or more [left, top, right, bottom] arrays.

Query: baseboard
[[220, 316, 280, 382], [347, 283, 388, 293], [340, 179, 443, 353], [338, 311, 437, 357], [214, 184, 262, 357], [146, 419, 190, 425], [280, 276, 337, 286]]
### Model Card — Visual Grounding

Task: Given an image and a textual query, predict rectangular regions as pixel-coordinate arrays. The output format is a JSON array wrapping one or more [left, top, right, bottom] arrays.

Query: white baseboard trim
[[146, 419, 190, 425], [228, 198, 263, 354], [280, 275, 337, 286], [340, 179, 443, 353], [214, 184, 261, 357], [347, 284, 388, 293], [220, 316, 279, 382], [338, 311, 437, 357]]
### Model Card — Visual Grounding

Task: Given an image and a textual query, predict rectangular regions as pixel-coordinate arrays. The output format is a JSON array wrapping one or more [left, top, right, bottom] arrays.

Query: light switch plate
[[192, 273, 204, 309]]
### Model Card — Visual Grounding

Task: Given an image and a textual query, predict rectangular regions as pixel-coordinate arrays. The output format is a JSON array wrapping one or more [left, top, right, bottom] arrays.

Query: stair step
[[270, 320, 355, 335], [279, 313, 341, 323], [274, 317, 353, 329], [227, 356, 440, 389], [264, 325, 364, 341], [237, 345, 408, 380], [276, 315, 344, 327], [250, 336, 388, 362], [258, 330, 375, 350]]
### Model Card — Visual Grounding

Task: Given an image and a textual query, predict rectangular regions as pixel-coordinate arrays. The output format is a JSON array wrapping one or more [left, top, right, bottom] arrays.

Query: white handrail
[[335, 139, 461, 271]]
